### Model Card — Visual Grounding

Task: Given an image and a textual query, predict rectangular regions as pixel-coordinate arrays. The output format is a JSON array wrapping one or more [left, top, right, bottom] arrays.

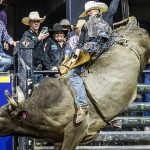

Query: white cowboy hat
[[22, 11, 46, 26], [79, 1, 108, 18]]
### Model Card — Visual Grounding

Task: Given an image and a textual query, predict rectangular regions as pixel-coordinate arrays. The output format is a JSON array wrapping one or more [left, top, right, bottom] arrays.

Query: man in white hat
[[22, 11, 51, 77], [22, 11, 48, 41], [66, 0, 121, 123]]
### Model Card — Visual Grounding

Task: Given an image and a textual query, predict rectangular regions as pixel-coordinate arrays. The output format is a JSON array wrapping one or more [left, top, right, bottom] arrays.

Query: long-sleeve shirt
[[22, 29, 40, 47], [22, 29, 51, 69], [103, 0, 121, 26], [43, 38, 72, 68], [0, 20, 13, 46]]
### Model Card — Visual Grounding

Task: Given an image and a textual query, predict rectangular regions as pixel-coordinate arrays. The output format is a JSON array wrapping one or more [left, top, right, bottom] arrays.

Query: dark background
[[67, 0, 150, 32], [4, 0, 150, 55]]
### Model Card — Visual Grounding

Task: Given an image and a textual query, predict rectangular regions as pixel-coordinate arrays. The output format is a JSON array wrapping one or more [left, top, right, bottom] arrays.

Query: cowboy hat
[[79, 1, 108, 18], [50, 23, 68, 36], [22, 11, 46, 26], [60, 19, 74, 31]]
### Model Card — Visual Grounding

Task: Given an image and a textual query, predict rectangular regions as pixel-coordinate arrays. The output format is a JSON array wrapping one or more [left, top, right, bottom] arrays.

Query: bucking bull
[[0, 17, 150, 150]]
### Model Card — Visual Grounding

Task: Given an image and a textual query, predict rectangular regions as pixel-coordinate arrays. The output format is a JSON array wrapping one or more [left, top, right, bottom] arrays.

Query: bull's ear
[[4, 90, 18, 108]]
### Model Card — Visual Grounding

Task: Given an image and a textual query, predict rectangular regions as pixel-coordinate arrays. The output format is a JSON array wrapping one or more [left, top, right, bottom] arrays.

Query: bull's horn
[[16, 86, 25, 102], [4, 90, 18, 107]]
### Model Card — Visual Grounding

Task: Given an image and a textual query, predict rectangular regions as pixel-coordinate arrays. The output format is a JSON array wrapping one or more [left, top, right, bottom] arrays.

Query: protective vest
[[86, 13, 112, 39]]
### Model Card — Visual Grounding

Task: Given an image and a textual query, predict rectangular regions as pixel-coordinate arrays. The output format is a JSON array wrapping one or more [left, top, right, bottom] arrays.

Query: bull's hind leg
[[61, 120, 88, 150]]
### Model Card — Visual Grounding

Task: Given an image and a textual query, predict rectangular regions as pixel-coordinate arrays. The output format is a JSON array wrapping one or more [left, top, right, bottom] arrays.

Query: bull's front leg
[[61, 120, 88, 150]]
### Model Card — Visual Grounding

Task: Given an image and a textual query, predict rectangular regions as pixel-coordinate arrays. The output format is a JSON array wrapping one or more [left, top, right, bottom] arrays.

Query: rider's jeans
[[68, 67, 88, 107], [0, 46, 12, 72]]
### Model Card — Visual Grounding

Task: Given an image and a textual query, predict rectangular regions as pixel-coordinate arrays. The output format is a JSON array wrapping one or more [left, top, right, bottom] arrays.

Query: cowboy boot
[[76, 105, 89, 123]]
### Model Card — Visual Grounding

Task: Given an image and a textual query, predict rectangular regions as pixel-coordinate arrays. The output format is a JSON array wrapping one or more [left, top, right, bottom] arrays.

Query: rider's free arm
[[103, 0, 121, 26]]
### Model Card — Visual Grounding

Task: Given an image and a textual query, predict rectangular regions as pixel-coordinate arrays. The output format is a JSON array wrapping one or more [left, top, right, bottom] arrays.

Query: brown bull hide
[[0, 17, 150, 150]]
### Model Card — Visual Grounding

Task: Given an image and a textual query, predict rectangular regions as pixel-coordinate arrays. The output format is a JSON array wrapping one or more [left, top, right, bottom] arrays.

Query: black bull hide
[[0, 17, 150, 150]]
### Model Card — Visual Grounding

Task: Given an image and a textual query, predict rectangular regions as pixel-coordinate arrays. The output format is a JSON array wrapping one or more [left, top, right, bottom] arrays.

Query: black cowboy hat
[[49, 23, 68, 36]]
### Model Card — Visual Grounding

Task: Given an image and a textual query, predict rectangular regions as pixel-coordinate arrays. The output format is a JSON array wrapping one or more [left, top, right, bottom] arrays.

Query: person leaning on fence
[[60, 0, 121, 124], [22, 11, 51, 71], [0, 9, 17, 72]]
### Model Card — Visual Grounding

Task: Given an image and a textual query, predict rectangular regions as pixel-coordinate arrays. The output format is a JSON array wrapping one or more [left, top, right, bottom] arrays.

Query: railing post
[[16, 38, 34, 150]]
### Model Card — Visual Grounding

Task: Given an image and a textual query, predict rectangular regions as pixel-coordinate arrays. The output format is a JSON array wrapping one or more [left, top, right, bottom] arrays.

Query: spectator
[[22, 11, 52, 83], [0, 10, 16, 72], [22, 11, 51, 71], [60, 19, 74, 38], [43, 23, 72, 70]]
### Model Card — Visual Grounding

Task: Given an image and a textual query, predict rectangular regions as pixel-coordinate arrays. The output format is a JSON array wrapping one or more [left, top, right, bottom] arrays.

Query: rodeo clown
[[60, 0, 120, 123]]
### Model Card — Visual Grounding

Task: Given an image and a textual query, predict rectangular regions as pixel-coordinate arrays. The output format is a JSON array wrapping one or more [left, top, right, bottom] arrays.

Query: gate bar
[[128, 102, 150, 112], [111, 116, 150, 127], [97, 131, 150, 142], [77, 145, 150, 150], [137, 84, 150, 93]]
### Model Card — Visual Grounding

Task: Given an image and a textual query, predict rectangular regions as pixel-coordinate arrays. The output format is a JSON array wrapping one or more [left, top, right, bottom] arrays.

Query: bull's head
[[0, 90, 27, 136]]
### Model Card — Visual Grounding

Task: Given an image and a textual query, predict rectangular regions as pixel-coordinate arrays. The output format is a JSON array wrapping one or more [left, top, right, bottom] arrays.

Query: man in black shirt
[[43, 23, 72, 70], [22, 11, 51, 70]]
